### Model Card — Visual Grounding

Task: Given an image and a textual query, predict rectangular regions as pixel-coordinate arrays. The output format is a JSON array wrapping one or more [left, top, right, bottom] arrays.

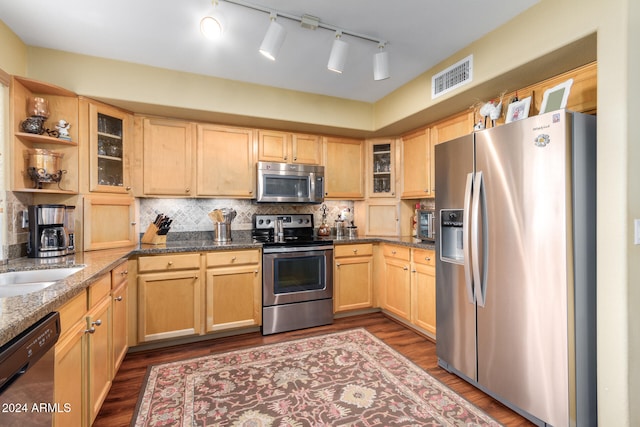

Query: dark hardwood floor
[[95, 313, 534, 426]]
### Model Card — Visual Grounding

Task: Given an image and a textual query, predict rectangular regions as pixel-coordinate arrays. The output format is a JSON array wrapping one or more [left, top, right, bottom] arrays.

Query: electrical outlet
[[635, 219, 640, 245], [21, 210, 28, 229]]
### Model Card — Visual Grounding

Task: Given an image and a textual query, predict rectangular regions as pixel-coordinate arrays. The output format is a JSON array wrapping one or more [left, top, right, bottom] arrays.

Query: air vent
[[431, 55, 473, 99]]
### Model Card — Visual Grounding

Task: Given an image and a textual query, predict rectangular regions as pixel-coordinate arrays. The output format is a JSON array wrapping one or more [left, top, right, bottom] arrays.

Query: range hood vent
[[431, 54, 473, 99]]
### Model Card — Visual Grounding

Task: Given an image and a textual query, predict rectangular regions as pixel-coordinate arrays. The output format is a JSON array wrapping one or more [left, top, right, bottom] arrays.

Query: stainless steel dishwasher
[[0, 311, 60, 426]]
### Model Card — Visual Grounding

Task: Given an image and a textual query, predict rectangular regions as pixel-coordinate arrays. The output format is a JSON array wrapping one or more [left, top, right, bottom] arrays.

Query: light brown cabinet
[[401, 128, 431, 199], [368, 139, 396, 198], [258, 129, 321, 164], [111, 261, 129, 374], [205, 250, 262, 332], [83, 194, 136, 251], [137, 253, 202, 342], [196, 124, 256, 197], [87, 278, 112, 425], [142, 118, 196, 196], [10, 76, 79, 194], [80, 99, 133, 194], [334, 244, 374, 312], [411, 248, 436, 335], [381, 245, 412, 320], [323, 136, 365, 199]]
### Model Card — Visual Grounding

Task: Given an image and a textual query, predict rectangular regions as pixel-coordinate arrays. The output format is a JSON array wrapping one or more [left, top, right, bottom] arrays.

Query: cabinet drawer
[[383, 244, 410, 261], [59, 291, 87, 336], [111, 260, 129, 288], [138, 253, 201, 272], [88, 273, 111, 308], [334, 244, 373, 258], [206, 250, 260, 268], [413, 249, 435, 266]]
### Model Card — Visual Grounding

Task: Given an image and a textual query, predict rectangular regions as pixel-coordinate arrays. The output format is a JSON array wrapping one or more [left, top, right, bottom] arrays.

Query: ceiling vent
[[431, 55, 473, 99]]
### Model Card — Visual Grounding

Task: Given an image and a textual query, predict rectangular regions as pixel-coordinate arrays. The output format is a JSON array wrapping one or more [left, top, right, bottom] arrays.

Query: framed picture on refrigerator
[[505, 96, 532, 123]]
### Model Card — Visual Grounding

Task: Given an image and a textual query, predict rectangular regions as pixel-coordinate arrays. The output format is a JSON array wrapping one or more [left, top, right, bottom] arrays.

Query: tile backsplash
[[139, 199, 355, 232]]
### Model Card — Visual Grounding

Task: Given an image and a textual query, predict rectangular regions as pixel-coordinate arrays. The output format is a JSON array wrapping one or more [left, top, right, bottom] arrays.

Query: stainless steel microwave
[[417, 209, 436, 241], [256, 161, 325, 204]]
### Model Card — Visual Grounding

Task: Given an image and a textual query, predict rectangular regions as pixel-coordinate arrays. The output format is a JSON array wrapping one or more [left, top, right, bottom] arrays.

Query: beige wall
[[0, 0, 638, 424]]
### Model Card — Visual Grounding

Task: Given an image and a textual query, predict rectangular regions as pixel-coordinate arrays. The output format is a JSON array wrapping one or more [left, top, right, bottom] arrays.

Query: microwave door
[[262, 174, 310, 202]]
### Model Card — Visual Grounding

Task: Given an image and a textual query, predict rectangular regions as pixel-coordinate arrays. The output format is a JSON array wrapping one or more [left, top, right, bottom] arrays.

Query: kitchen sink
[[0, 266, 85, 298]]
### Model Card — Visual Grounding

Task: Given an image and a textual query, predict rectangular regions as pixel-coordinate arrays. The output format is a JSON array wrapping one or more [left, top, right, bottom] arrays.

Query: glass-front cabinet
[[88, 102, 131, 193], [369, 139, 395, 198]]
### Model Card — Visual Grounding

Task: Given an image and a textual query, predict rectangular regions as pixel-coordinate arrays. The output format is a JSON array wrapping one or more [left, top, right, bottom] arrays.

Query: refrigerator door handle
[[472, 171, 488, 307], [463, 172, 475, 303]]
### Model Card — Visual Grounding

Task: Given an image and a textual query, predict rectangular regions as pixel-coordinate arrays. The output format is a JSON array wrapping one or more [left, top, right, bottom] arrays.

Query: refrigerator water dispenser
[[440, 209, 464, 263]]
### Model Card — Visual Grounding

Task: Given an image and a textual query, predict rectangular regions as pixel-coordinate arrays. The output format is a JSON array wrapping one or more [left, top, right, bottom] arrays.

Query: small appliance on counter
[[64, 205, 75, 254], [27, 204, 69, 258], [417, 209, 436, 242]]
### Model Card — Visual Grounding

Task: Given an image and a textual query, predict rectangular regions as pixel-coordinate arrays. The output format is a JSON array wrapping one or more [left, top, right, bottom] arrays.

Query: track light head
[[200, 16, 224, 39], [259, 13, 286, 60], [327, 31, 349, 73], [373, 43, 390, 81]]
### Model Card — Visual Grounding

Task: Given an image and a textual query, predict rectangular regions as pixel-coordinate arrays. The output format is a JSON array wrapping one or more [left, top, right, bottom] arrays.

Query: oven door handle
[[263, 245, 334, 254]]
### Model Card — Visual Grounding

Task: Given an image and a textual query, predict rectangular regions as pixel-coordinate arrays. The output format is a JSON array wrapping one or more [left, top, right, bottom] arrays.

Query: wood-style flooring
[[94, 313, 535, 426]]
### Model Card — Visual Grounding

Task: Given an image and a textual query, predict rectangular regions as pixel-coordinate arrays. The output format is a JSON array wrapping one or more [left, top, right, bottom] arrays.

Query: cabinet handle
[[403, 266, 409, 270], [254, 270, 259, 274], [294, 157, 297, 161], [391, 250, 396, 255], [425, 257, 431, 261], [167, 261, 174, 266], [114, 296, 123, 302], [85, 327, 96, 334], [126, 186, 132, 191], [185, 188, 191, 193], [131, 222, 137, 226], [412, 269, 417, 273], [92, 319, 102, 327], [249, 190, 253, 194], [231, 256, 237, 262], [284, 155, 288, 160], [353, 249, 358, 254], [121, 270, 128, 276], [336, 263, 341, 267], [193, 275, 199, 279]]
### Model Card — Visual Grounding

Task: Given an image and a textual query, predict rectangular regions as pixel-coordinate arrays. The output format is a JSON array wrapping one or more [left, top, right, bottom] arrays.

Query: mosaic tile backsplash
[[139, 199, 355, 232]]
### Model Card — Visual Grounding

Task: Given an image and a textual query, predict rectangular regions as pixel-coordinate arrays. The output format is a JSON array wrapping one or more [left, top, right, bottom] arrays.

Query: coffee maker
[[27, 204, 69, 258]]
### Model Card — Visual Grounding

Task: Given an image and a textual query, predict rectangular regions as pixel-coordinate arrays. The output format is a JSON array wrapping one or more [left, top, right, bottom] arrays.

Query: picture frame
[[505, 96, 532, 123], [539, 78, 573, 114]]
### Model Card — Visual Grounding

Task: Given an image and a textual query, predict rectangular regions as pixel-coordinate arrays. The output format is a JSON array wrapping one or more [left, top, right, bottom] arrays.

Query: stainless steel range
[[253, 214, 333, 335]]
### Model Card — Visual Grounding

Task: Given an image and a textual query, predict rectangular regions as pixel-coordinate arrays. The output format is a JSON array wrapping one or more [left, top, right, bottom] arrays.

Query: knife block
[[141, 223, 167, 245]]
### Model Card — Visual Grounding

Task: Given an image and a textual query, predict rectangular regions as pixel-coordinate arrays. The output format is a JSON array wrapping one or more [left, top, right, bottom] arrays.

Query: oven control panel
[[253, 214, 313, 230]]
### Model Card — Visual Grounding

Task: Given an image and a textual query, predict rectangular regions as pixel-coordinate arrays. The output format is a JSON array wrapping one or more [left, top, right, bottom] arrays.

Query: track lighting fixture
[[215, 0, 390, 80], [373, 43, 390, 81], [200, 0, 224, 40], [259, 13, 287, 60], [327, 31, 349, 73]]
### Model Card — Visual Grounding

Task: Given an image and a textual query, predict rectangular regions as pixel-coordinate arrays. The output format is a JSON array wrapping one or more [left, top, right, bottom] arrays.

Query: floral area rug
[[132, 328, 502, 426]]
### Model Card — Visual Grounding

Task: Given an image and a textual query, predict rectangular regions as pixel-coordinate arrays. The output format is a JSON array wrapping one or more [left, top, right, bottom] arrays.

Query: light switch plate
[[635, 219, 640, 245]]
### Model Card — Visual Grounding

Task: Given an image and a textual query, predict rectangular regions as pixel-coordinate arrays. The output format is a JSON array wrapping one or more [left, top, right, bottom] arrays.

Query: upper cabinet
[[79, 98, 133, 194], [10, 76, 79, 194], [368, 139, 396, 198], [257, 130, 321, 165], [401, 129, 431, 199], [323, 136, 365, 200], [142, 118, 196, 196], [196, 124, 256, 198]]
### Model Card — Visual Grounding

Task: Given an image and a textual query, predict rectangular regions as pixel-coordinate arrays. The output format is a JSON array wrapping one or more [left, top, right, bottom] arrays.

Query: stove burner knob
[[258, 219, 264, 225], [298, 219, 304, 224], [265, 219, 271, 225]]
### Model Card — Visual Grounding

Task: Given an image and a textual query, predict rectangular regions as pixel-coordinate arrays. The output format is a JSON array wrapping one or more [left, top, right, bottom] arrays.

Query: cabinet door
[[401, 129, 431, 198], [197, 124, 255, 197], [291, 133, 321, 164], [384, 257, 411, 321], [334, 256, 373, 312], [364, 201, 400, 236], [323, 136, 365, 199], [54, 319, 86, 427], [369, 140, 396, 198], [87, 296, 111, 425], [88, 102, 132, 194], [143, 118, 195, 195], [205, 265, 261, 332], [257, 129, 289, 162], [83, 194, 136, 251], [412, 262, 436, 335], [111, 280, 128, 375], [138, 270, 202, 342]]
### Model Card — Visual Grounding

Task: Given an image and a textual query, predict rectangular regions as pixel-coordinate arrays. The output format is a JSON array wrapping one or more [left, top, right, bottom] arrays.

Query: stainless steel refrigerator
[[435, 110, 597, 427]]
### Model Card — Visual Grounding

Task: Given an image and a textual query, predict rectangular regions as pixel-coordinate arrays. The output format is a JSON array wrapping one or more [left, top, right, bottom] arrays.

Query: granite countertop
[[0, 234, 433, 347]]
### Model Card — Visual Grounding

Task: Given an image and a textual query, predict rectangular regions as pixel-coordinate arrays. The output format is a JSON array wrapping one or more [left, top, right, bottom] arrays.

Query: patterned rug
[[132, 328, 502, 426]]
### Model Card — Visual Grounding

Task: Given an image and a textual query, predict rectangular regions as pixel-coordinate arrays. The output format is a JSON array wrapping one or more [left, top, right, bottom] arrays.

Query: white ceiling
[[0, 0, 538, 103]]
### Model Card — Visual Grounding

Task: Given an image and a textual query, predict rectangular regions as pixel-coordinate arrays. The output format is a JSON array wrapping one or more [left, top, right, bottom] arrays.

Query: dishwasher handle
[[0, 312, 60, 393]]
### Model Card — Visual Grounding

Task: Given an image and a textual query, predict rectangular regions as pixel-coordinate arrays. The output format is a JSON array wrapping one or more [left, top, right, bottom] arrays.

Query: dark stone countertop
[[0, 234, 434, 347]]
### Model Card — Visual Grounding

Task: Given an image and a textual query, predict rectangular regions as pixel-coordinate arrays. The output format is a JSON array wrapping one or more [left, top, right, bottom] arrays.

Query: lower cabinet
[[380, 244, 437, 337], [54, 269, 120, 427], [137, 253, 202, 342], [334, 244, 374, 312], [205, 249, 262, 332], [111, 260, 129, 374], [411, 248, 436, 335]]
